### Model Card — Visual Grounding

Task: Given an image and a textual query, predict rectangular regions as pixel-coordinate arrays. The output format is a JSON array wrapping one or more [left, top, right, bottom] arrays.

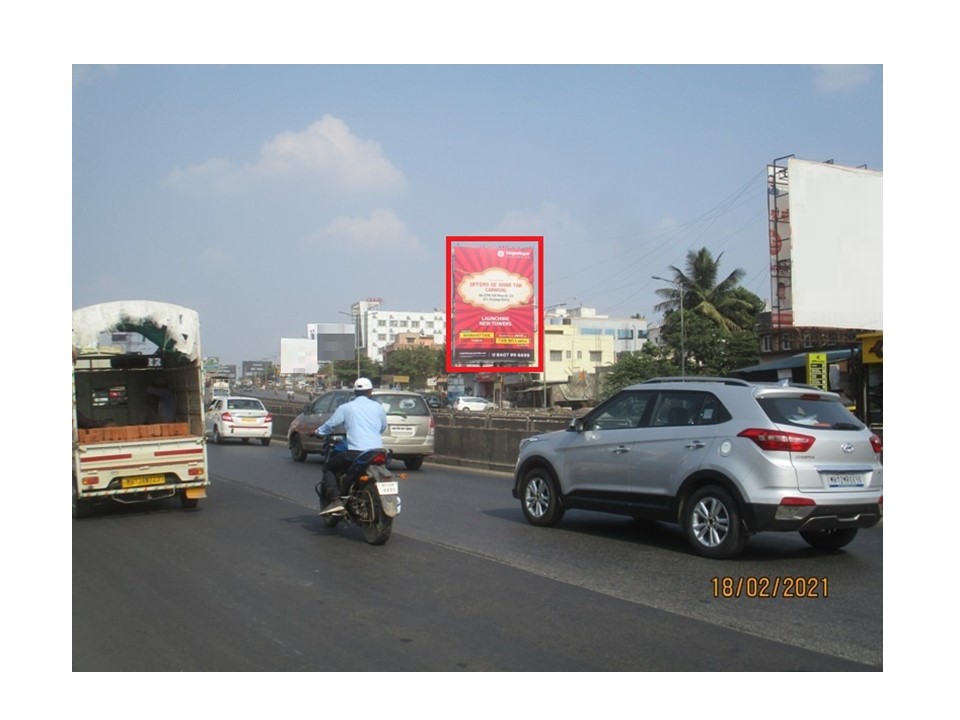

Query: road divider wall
[[263, 400, 572, 473]]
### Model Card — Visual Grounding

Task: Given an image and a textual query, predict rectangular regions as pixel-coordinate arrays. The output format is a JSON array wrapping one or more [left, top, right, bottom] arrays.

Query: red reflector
[[779, 496, 816, 507], [188, 467, 204, 476], [738, 428, 815, 452]]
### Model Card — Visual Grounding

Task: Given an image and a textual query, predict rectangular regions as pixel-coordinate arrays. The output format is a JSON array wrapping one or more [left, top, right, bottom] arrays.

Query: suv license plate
[[824, 473, 865, 488], [389, 425, 415, 437], [376, 481, 399, 495]]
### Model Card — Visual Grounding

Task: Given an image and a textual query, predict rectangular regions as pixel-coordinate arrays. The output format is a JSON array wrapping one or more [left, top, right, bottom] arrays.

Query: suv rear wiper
[[832, 422, 861, 430]]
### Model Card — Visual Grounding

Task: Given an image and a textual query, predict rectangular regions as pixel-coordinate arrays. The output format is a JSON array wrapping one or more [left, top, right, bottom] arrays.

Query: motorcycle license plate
[[376, 481, 399, 495]]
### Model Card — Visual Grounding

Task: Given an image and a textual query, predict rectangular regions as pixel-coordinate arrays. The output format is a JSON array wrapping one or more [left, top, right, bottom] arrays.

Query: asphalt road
[[72, 442, 882, 671]]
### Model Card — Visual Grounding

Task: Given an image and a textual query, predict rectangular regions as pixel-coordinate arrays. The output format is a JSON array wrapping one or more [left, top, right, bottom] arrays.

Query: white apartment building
[[351, 301, 446, 364]]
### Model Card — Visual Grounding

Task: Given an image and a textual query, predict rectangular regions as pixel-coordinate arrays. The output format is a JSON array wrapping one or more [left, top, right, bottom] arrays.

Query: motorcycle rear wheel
[[363, 515, 392, 545]]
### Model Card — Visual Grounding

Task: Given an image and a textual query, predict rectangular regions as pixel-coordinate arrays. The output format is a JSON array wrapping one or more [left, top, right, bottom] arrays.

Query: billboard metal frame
[[445, 236, 544, 373]]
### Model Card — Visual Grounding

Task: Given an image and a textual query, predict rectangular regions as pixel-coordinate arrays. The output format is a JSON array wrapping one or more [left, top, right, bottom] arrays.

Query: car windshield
[[757, 395, 864, 430], [377, 394, 430, 416], [227, 399, 265, 411]]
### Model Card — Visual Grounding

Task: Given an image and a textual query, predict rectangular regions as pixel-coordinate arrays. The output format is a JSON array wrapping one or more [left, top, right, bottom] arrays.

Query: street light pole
[[652, 276, 685, 376]]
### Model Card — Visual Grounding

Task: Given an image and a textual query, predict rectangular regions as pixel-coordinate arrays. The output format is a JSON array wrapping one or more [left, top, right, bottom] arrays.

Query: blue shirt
[[315, 395, 388, 451]]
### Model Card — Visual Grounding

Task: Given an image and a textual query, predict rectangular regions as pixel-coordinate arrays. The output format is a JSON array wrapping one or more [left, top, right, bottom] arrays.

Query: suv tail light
[[738, 428, 815, 452]]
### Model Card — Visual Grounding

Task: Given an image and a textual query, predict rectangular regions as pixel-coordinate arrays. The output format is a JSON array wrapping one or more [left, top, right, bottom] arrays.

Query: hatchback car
[[454, 396, 495, 412], [512, 377, 882, 558], [287, 389, 434, 470], [205, 396, 273, 445]]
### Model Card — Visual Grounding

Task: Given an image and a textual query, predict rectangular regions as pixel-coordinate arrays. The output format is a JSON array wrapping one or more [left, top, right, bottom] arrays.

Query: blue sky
[[72, 64, 882, 368]]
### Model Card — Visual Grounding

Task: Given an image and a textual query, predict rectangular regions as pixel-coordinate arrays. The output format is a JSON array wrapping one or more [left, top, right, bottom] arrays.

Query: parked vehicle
[[454, 396, 495, 412], [288, 389, 434, 470], [72, 301, 210, 517], [314, 434, 400, 545], [205, 396, 273, 445], [512, 377, 883, 558]]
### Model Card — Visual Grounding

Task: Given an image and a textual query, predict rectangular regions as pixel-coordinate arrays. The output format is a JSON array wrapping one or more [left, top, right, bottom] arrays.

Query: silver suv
[[512, 377, 882, 558]]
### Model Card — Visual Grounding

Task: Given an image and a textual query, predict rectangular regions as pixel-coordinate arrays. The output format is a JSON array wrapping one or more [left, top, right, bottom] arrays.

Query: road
[[73, 441, 882, 671]]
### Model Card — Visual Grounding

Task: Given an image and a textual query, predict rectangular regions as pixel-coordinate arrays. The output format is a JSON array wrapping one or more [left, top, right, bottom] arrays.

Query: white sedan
[[454, 396, 496, 412], [205, 396, 273, 445]]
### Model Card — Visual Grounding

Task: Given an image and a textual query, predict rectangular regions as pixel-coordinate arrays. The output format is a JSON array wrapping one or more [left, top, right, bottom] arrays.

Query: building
[[353, 303, 447, 365], [495, 306, 636, 407]]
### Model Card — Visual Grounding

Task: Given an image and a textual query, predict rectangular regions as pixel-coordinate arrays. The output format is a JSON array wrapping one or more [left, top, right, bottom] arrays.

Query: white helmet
[[354, 377, 373, 391]]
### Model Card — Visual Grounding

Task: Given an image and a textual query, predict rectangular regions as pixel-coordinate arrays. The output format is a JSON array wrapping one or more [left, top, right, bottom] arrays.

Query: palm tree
[[654, 248, 754, 335]]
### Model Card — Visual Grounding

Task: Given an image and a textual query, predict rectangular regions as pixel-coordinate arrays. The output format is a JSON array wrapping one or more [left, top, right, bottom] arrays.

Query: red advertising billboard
[[446, 236, 543, 373]]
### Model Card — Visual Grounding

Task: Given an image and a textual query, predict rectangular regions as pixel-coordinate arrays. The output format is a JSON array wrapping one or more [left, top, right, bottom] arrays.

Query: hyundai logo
[[841, 443, 855, 453]]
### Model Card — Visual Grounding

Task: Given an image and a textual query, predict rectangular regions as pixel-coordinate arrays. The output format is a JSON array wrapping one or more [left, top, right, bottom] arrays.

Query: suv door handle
[[612, 445, 629, 454], [685, 441, 705, 449]]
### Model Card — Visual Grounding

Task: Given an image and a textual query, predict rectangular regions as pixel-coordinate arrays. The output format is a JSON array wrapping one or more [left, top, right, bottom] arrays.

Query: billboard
[[768, 158, 882, 330], [280, 338, 319, 375], [446, 236, 543, 372]]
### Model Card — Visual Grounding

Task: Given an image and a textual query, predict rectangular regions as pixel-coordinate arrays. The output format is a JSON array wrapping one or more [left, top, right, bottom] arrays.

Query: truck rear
[[72, 301, 210, 517]]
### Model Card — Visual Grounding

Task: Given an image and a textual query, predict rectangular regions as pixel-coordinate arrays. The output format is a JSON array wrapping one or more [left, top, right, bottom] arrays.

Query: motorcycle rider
[[314, 377, 388, 515]]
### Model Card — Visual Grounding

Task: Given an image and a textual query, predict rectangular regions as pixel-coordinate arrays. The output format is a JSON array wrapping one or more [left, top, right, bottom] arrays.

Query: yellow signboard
[[806, 353, 828, 390], [859, 332, 883, 364]]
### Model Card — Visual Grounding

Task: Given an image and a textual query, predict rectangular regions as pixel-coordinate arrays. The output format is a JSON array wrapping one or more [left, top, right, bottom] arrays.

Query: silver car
[[512, 377, 882, 558], [287, 389, 435, 470]]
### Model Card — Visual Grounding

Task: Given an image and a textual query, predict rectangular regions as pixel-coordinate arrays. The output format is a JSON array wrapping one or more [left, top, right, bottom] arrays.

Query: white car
[[454, 396, 495, 412], [205, 396, 273, 445]]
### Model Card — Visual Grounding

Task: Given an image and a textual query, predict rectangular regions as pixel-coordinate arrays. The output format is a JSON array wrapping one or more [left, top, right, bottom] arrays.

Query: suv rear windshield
[[758, 396, 864, 430], [376, 394, 431, 416]]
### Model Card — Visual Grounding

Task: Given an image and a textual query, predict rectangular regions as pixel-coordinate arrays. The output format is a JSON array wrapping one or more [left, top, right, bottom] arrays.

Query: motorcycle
[[314, 434, 401, 545]]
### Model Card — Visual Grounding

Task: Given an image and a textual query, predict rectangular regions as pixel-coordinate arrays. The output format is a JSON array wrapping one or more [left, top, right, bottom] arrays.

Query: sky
[[71, 64, 883, 369]]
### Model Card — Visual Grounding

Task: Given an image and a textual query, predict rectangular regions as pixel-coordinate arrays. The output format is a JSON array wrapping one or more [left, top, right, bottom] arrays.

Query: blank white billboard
[[280, 338, 319, 375], [789, 158, 882, 329]]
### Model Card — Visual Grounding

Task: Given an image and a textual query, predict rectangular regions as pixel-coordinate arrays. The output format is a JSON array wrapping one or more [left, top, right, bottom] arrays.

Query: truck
[[72, 301, 210, 518]]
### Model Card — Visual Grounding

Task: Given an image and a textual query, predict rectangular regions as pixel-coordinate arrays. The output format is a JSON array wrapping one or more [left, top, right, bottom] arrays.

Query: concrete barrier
[[263, 400, 572, 473]]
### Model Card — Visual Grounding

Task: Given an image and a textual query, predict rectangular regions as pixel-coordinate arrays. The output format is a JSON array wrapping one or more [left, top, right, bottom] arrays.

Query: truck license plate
[[121, 474, 166, 489]]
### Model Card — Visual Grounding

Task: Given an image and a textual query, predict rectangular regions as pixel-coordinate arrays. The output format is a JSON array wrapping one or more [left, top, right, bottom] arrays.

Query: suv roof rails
[[641, 376, 751, 387]]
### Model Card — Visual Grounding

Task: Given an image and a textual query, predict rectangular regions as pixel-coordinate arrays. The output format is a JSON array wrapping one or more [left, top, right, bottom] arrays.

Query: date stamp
[[711, 576, 830, 599]]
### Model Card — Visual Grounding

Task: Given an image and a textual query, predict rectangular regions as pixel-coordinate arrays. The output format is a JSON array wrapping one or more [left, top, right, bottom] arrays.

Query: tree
[[601, 344, 678, 399], [654, 248, 757, 334], [382, 345, 445, 388], [331, 353, 379, 385], [653, 248, 763, 374]]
